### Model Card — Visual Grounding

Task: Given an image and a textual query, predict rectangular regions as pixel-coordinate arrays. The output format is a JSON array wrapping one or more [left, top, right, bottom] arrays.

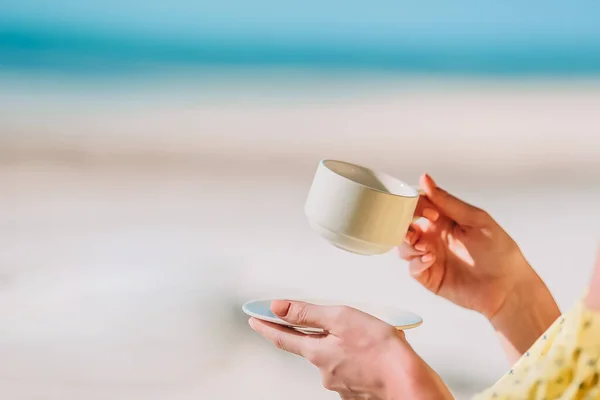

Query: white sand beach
[[1, 75, 599, 399]]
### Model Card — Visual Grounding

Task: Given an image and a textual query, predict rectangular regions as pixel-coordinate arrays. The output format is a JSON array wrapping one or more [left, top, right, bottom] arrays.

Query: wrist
[[474, 250, 542, 320], [490, 270, 560, 361], [378, 336, 414, 397], [490, 270, 559, 325], [380, 337, 453, 400]]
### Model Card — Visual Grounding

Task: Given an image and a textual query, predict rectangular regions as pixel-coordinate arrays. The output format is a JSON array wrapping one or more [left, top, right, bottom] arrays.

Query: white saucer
[[242, 299, 422, 334]]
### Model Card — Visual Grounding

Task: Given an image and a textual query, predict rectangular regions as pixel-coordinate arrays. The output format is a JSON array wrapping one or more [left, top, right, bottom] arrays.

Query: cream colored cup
[[305, 160, 419, 256]]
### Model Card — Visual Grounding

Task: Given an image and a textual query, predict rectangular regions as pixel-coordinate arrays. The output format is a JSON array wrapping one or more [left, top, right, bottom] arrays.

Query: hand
[[399, 174, 560, 362], [249, 300, 453, 400]]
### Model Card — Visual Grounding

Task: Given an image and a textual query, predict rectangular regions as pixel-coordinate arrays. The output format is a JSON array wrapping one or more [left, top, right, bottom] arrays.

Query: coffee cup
[[305, 160, 420, 255]]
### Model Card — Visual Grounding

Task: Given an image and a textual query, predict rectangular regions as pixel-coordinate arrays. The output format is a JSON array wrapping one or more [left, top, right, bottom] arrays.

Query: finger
[[413, 235, 431, 253], [271, 300, 339, 331], [413, 196, 440, 222], [408, 254, 436, 276], [420, 173, 486, 226], [398, 242, 426, 259], [399, 224, 435, 259], [404, 223, 422, 246], [398, 243, 425, 260], [248, 318, 315, 357], [399, 225, 425, 259]]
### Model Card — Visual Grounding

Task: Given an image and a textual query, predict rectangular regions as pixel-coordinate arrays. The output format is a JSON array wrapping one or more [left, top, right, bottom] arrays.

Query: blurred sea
[[2, 1, 600, 76]]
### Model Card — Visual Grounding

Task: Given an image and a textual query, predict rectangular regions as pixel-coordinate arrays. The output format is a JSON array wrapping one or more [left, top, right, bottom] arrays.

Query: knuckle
[[365, 321, 394, 341], [331, 306, 354, 333], [303, 348, 320, 365], [321, 375, 336, 391], [321, 366, 349, 393], [273, 335, 286, 351], [333, 305, 352, 322], [292, 303, 310, 325], [383, 324, 399, 338]]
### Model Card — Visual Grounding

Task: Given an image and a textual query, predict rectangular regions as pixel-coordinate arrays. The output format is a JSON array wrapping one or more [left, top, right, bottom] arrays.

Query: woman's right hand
[[399, 174, 561, 363]]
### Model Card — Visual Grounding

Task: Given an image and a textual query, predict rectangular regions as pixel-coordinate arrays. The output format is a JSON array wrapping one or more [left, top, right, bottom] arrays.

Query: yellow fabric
[[474, 301, 600, 400]]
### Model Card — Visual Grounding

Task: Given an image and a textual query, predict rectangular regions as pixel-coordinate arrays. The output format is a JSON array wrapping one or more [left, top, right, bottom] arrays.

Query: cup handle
[[411, 187, 426, 222]]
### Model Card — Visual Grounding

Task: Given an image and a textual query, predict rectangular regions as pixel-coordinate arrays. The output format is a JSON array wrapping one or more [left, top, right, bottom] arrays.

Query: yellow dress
[[474, 301, 600, 400]]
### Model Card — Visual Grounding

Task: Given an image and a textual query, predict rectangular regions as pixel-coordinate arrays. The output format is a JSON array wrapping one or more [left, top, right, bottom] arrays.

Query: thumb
[[420, 174, 487, 226], [271, 300, 339, 332]]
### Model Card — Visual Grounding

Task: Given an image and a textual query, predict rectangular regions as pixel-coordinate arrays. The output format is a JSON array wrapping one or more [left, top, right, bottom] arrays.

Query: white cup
[[304, 160, 420, 256]]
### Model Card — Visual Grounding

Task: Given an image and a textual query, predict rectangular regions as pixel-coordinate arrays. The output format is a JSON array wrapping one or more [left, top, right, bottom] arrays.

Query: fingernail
[[424, 174, 436, 186], [409, 261, 431, 275], [404, 231, 413, 243], [421, 253, 434, 263], [248, 318, 257, 329], [271, 300, 291, 317], [423, 208, 439, 222], [414, 243, 427, 252]]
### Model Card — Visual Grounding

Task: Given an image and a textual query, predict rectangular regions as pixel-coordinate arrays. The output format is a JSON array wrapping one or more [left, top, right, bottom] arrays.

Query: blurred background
[[1, 1, 600, 399]]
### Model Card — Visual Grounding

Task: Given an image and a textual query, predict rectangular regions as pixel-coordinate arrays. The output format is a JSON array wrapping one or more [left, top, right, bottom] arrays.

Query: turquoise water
[[2, 1, 600, 76]]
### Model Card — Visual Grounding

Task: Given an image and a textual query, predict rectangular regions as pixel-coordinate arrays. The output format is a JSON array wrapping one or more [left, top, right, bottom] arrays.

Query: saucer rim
[[242, 298, 423, 331]]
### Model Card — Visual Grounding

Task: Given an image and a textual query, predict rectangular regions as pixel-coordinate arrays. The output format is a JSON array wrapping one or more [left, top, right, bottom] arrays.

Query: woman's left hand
[[249, 300, 453, 400]]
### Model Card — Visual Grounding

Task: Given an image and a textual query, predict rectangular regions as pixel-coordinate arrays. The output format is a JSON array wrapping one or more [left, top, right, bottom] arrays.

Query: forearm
[[490, 271, 561, 365], [585, 247, 600, 311]]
